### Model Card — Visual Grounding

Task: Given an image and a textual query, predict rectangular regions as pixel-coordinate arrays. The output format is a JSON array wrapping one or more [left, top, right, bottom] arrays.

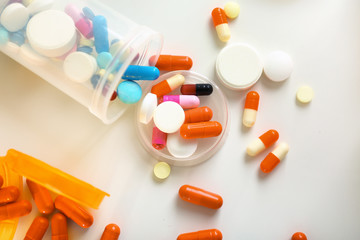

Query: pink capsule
[[152, 127, 167, 150], [161, 95, 200, 109], [65, 4, 93, 38]]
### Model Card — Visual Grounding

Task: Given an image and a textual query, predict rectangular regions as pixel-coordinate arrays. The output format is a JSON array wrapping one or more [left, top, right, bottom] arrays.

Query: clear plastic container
[[136, 71, 230, 166], [0, 0, 163, 124]]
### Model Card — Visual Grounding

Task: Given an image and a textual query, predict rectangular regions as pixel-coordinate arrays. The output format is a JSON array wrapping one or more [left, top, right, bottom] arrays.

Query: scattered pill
[[292, 232, 307, 240], [19, 44, 48, 65], [151, 74, 186, 97], [0, 200, 32, 221], [77, 45, 93, 54], [117, 80, 142, 104], [93, 15, 109, 53], [181, 84, 213, 96], [24, 216, 49, 240], [162, 95, 200, 109], [211, 8, 231, 42], [27, 10, 77, 57], [51, 213, 68, 240], [153, 162, 171, 180], [0, 3, 29, 32], [246, 129, 279, 156], [167, 132, 198, 158], [0, 186, 20, 205], [64, 52, 97, 83], [139, 93, 158, 124], [65, 3, 93, 38], [0, 27, 9, 45], [243, 91, 259, 127], [152, 127, 167, 150], [123, 65, 160, 80], [179, 185, 223, 209], [97, 51, 113, 69], [184, 106, 213, 123], [153, 101, 185, 133], [216, 43, 263, 90], [224, 1, 240, 19], [55, 195, 93, 228], [9, 31, 24, 46], [100, 223, 121, 240], [264, 51, 293, 82], [150, 55, 193, 71], [177, 229, 223, 240], [180, 121, 222, 139], [26, 179, 54, 215], [296, 85, 314, 103], [260, 142, 289, 173], [0, 175, 3, 188]]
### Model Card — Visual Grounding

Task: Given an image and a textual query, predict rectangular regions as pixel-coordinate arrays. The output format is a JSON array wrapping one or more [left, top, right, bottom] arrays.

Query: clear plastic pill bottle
[[0, 0, 163, 124]]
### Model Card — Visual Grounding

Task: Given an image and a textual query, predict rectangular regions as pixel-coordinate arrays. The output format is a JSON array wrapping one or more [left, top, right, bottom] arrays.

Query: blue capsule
[[77, 46, 93, 54], [82, 7, 95, 20], [117, 80, 142, 104], [93, 15, 109, 54], [9, 31, 25, 46], [122, 65, 160, 80], [0, 27, 9, 45], [96, 52, 113, 69]]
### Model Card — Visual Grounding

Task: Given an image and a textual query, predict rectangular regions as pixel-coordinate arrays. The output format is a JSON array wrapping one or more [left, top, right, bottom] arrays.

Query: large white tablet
[[153, 102, 185, 134]]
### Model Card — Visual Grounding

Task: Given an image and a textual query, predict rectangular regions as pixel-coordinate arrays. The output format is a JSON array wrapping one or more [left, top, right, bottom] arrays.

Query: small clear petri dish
[[136, 70, 230, 166]]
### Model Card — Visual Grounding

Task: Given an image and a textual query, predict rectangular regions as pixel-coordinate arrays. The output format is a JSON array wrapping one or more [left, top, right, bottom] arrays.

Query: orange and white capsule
[[246, 129, 279, 156], [24, 216, 49, 240], [51, 213, 68, 240], [177, 229, 223, 240], [211, 8, 231, 42], [151, 74, 185, 97], [0, 200, 32, 221], [260, 142, 289, 173], [26, 179, 54, 214], [100, 223, 121, 240], [0, 186, 20, 205], [243, 91, 259, 127]]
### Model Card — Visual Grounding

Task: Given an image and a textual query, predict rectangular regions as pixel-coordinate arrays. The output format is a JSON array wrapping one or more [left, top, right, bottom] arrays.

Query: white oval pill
[[27, 0, 54, 15], [296, 85, 314, 103], [27, 10, 76, 57], [153, 102, 185, 134], [63, 52, 97, 83], [139, 93, 157, 124], [0, 3, 29, 32], [167, 132, 198, 158], [264, 51, 293, 82]]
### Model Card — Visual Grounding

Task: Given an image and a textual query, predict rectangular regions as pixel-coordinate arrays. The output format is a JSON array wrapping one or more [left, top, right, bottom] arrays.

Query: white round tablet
[[167, 132, 198, 158], [216, 43, 263, 90], [27, 10, 76, 57], [264, 51, 293, 82], [296, 85, 314, 103], [63, 52, 97, 83], [153, 102, 185, 134], [139, 93, 157, 124], [0, 3, 29, 32], [20, 44, 48, 65], [27, 0, 54, 15]]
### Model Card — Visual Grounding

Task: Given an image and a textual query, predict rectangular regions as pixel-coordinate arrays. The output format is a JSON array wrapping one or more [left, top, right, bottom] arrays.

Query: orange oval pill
[[27, 179, 54, 214], [212, 8, 227, 27], [51, 213, 68, 240], [177, 229, 223, 240], [24, 216, 49, 240], [100, 223, 121, 240], [55, 195, 93, 228], [0, 200, 32, 221], [179, 185, 223, 209], [151, 55, 193, 71], [244, 91, 260, 110], [180, 121, 222, 139], [184, 106, 213, 123], [0, 186, 20, 205], [259, 129, 279, 148], [292, 232, 307, 240]]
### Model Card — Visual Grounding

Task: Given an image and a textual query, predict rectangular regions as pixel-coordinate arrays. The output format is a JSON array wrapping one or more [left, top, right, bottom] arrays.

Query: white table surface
[[1, 0, 359, 239]]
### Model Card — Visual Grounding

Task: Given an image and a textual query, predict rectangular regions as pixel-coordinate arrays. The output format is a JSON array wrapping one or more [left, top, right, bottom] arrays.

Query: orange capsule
[[246, 129, 279, 156], [150, 55, 193, 71], [24, 216, 49, 240], [151, 74, 185, 97], [0, 175, 4, 188], [292, 232, 307, 240], [54, 195, 93, 228], [243, 91, 260, 127], [184, 106, 213, 123], [26, 179, 54, 214], [260, 143, 289, 173], [0, 186, 20, 205], [211, 8, 231, 42], [100, 223, 121, 240], [179, 185, 223, 209], [0, 200, 32, 221], [177, 229, 223, 240], [51, 213, 68, 240], [180, 121, 222, 139]]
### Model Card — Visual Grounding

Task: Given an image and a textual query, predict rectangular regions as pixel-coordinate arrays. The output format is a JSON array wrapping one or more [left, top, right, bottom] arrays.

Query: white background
[[0, 0, 359, 239]]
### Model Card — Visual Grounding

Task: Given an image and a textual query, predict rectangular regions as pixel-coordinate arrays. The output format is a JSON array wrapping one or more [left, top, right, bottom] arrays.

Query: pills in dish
[[296, 85, 314, 103], [117, 81, 142, 104], [152, 127, 167, 150], [167, 132, 198, 158], [100, 224, 121, 240], [181, 84, 213, 96], [64, 52, 97, 83], [211, 8, 231, 42], [162, 95, 200, 109], [177, 229, 223, 240], [153, 162, 171, 180], [246, 129, 279, 156], [243, 91, 260, 127], [25, 216, 49, 240], [26, 179, 54, 215], [224, 1, 240, 19], [292, 232, 307, 240], [150, 55, 193, 71], [179, 185, 223, 209], [184, 106, 213, 123], [260, 142, 289, 173], [180, 121, 222, 139], [151, 74, 185, 97], [139, 93, 158, 124], [153, 101, 185, 133], [0, 3, 29, 32], [264, 51, 293, 82], [51, 213, 68, 240]]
